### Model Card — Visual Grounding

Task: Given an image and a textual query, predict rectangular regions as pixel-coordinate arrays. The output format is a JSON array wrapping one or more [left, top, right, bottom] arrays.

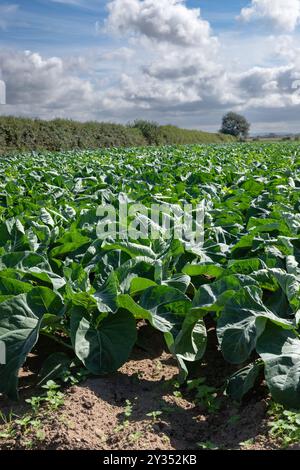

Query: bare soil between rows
[[0, 325, 281, 451]]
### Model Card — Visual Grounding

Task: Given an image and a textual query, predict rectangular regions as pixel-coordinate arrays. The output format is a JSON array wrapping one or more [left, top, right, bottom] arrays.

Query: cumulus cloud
[[0, 50, 98, 119], [235, 66, 297, 105], [106, 0, 217, 48], [101, 0, 228, 115], [239, 0, 300, 32]]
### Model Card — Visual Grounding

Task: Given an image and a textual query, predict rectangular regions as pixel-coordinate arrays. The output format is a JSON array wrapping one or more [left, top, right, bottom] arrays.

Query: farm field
[[1, 143, 300, 450]]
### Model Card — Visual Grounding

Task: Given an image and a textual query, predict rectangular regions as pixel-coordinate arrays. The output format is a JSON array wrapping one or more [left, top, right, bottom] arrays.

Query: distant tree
[[220, 112, 250, 139]]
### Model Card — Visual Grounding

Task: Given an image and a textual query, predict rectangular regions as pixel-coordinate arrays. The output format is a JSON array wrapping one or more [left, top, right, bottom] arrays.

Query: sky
[[0, 0, 300, 134]]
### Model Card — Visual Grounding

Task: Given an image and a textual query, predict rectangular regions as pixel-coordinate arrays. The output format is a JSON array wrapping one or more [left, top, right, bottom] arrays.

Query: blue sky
[[1, 1, 246, 52], [0, 0, 300, 133]]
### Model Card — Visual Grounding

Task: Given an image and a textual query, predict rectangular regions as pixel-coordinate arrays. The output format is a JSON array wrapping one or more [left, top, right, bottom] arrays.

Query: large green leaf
[[118, 285, 190, 333], [257, 323, 300, 408], [0, 287, 62, 399], [182, 263, 224, 279], [217, 286, 294, 364], [0, 274, 33, 296], [70, 308, 137, 375], [38, 352, 72, 386], [50, 230, 90, 259], [226, 361, 263, 402], [93, 272, 119, 313], [192, 274, 257, 313]]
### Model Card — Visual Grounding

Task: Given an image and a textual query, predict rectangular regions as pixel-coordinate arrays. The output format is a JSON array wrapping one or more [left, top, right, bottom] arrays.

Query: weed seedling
[[187, 378, 221, 414], [129, 431, 142, 443], [268, 402, 300, 448], [197, 441, 219, 450], [146, 411, 163, 422], [42, 380, 65, 410], [0, 410, 16, 439], [124, 399, 133, 419]]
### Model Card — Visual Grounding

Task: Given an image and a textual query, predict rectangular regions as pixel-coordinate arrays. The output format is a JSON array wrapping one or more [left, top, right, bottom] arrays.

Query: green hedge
[[0, 117, 147, 152], [0, 116, 234, 153], [158, 125, 236, 144]]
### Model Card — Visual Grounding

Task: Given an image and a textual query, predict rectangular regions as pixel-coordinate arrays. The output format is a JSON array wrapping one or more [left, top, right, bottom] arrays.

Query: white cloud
[[100, 0, 228, 116], [239, 0, 300, 32], [0, 50, 96, 118], [101, 47, 135, 62], [106, 0, 217, 48], [232, 64, 300, 112]]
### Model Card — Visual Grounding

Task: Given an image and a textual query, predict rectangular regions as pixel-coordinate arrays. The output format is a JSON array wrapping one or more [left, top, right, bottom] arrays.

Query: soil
[[0, 324, 280, 451]]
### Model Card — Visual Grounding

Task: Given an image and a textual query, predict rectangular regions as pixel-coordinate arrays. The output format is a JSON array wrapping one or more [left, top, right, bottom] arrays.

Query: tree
[[220, 112, 250, 139]]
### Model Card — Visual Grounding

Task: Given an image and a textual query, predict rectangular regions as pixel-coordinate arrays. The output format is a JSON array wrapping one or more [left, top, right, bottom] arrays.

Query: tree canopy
[[220, 112, 250, 139]]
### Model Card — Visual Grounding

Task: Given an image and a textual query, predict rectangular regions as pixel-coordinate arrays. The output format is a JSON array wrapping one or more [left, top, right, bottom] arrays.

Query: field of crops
[[1, 142, 300, 415]]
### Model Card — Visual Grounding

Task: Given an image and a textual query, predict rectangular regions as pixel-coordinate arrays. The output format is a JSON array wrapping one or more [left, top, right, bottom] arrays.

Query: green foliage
[[0, 142, 300, 409], [146, 410, 163, 421], [197, 441, 219, 450], [0, 116, 147, 152], [226, 361, 263, 402], [187, 378, 221, 413], [129, 120, 161, 145], [158, 125, 235, 145], [268, 402, 300, 447], [220, 112, 250, 139], [25, 380, 64, 412], [0, 380, 64, 445], [0, 116, 235, 154]]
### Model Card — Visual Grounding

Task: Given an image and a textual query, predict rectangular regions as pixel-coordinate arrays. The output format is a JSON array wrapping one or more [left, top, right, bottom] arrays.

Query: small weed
[[114, 398, 137, 433], [268, 402, 300, 448], [0, 410, 16, 426], [61, 368, 90, 386], [25, 381, 64, 418], [197, 441, 219, 450], [59, 415, 75, 429], [187, 378, 221, 414], [129, 431, 142, 442], [0, 411, 16, 439], [0, 430, 15, 439], [1, 380, 66, 444], [25, 396, 44, 414], [171, 380, 183, 398], [153, 360, 163, 375], [24, 439, 34, 449], [15, 415, 35, 432], [15, 415, 45, 442], [240, 438, 254, 449], [35, 429, 46, 441], [161, 434, 170, 445], [146, 411, 163, 422], [0, 409, 17, 438], [124, 399, 134, 419], [114, 424, 125, 433], [42, 380, 65, 410]]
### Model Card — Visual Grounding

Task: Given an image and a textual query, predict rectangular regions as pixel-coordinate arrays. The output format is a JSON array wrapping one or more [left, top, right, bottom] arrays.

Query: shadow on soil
[[0, 324, 271, 450]]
